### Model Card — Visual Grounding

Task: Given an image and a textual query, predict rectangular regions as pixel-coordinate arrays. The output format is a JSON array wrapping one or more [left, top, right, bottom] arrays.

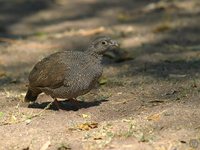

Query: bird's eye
[[101, 41, 107, 45]]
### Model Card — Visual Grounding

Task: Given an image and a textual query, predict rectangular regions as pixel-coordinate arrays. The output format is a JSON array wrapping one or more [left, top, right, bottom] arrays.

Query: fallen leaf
[[99, 77, 108, 85], [77, 122, 98, 131], [148, 100, 164, 103], [81, 114, 91, 119], [147, 113, 161, 121], [95, 95, 110, 101], [25, 119, 31, 125], [122, 119, 132, 123], [11, 115, 17, 122], [93, 137, 102, 140]]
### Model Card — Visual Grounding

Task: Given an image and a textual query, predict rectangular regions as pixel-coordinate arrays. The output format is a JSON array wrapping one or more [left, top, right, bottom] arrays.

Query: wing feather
[[29, 51, 69, 89]]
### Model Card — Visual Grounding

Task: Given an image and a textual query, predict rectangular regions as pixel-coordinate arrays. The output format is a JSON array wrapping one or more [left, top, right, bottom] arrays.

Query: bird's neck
[[85, 49, 102, 60]]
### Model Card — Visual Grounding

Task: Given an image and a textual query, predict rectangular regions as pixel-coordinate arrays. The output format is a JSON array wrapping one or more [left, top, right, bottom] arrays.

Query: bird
[[24, 36, 119, 109]]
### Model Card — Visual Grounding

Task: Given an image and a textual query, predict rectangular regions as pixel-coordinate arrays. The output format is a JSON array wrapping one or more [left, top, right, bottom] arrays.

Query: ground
[[0, 0, 200, 149]]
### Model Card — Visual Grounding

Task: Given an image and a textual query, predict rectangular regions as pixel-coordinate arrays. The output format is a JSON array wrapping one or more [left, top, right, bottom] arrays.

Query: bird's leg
[[53, 98, 61, 110]]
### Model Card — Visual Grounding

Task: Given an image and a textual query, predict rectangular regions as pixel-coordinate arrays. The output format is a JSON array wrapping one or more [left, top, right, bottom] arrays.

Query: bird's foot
[[53, 98, 62, 111]]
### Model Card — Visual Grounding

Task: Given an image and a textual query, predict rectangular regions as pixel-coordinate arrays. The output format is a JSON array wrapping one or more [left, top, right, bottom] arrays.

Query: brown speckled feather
[[29, 51, 69, 89], [24, 36, 118, 102]]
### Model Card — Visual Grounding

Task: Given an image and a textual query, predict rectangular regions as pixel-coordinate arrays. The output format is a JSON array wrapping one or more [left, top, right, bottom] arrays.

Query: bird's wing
[[28, 51, 70, 89]]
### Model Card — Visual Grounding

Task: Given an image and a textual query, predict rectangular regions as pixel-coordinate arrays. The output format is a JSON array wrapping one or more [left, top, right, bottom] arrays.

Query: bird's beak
[[110, 40, 119, 48]]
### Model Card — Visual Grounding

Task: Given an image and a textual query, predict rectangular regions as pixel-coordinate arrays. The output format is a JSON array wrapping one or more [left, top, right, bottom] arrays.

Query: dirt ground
[[0, 0, 200, 149]]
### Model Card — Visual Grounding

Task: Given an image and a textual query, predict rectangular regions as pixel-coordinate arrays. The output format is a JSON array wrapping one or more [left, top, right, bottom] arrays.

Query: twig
[[0, 101, 53, 126]]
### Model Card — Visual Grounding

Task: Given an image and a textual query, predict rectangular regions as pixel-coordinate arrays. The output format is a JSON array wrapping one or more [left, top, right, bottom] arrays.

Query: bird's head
[[87, 36, 119, 55]]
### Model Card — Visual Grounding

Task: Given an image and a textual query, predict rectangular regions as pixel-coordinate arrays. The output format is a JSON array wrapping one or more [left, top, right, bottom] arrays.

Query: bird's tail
[[24, 88, 40, 102]]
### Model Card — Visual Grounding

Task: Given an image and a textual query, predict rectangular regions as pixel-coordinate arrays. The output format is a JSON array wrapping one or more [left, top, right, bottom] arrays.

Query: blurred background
[[0, 0, 200, 80]]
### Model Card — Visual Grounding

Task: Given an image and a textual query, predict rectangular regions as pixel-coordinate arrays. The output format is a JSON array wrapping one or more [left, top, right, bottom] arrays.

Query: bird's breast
[[65, 62, 103, 95]]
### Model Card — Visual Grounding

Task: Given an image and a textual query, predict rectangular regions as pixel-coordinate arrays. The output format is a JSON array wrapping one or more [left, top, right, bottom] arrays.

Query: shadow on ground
[[28, 99, 108, 111], [121, 23, 200, 79], [0, 0, 54, 38], [0, 0, 153, 37]]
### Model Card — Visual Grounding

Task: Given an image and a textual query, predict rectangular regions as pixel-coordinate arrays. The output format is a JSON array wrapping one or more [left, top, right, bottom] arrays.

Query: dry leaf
[[77, 122, 98, 131], [81, 114, 91, 119], [99, 77, 108, 85], [93, 137, 102, 140], [147, 113, 161, 121]]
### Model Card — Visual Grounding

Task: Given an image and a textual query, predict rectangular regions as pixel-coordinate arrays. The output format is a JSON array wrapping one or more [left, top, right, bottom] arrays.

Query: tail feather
[[24, 88, 40, 102]]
